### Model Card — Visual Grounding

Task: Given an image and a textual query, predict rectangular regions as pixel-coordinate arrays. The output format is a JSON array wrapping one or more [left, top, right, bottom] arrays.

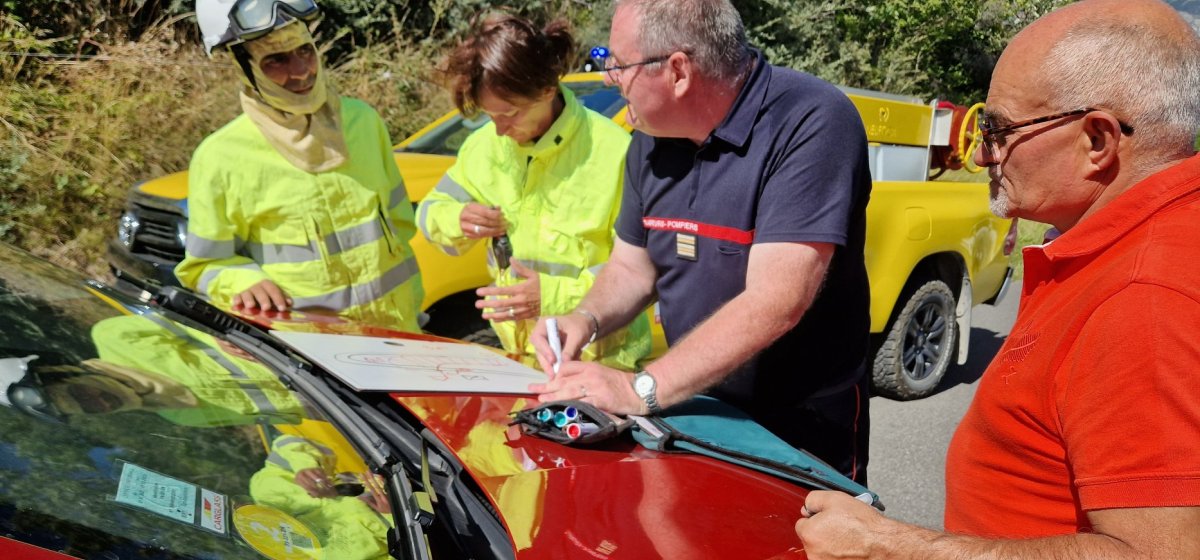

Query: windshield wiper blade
[[152, 286, 265, 338], [225, 329, 432, 560]]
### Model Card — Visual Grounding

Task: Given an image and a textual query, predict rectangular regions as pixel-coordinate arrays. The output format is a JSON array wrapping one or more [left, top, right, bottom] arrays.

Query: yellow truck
[[107, 73, 1013, 400]]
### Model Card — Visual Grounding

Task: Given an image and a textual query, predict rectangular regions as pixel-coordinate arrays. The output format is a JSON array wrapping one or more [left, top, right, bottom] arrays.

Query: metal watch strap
[[574, 309, 600, 344], [635, 371, 663, 415], [644, 391, 662, 415]]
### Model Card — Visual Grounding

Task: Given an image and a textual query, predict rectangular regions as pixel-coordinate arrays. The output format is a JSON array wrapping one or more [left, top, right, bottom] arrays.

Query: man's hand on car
[[529, 360, 648, 416], [233, 279, 292, 312], [476, 259, 540, 322], [460, 202, 506, 239], [794, 490, 893, 560]]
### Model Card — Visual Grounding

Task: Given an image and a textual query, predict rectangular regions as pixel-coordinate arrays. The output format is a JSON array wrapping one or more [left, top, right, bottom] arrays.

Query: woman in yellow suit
[[417, 13, 649, 370]]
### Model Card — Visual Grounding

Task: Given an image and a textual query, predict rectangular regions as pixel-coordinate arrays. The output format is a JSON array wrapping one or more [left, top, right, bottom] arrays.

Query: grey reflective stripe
[[144, 314, 278, 414], [246, 219, 388, 265], [587, 263, 605, 277], [434, 175, 474, 203], [198, 262, 265, 294], [197, 343, 278, 414], [291, 256, 420, 311], [186, 235, 236, 259], [523, 259, 582, 278], [388, 182, 407, 209], [245, 240, 320, 265], [266, 451, 292, 471], [234, 381, 277, 412], [323, 218, 386, 256], [417, 201, 434, 240], [417, 201, 461, 256], [487, 253, 583, 277]]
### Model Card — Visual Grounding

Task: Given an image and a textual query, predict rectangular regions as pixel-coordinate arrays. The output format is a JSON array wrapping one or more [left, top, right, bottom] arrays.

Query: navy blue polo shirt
[[616, 49, 872, 410]]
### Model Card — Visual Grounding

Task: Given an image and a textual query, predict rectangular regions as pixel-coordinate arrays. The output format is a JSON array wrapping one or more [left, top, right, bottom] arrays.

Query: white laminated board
[[270, 331, 547, 394]]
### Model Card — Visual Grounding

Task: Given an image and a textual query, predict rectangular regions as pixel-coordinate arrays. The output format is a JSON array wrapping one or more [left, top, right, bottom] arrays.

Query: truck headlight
[[118, 212, 140, 248]]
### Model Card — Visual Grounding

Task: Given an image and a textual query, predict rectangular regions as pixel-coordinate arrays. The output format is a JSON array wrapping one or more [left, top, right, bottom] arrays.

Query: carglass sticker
[[114, 462, 198, 524]]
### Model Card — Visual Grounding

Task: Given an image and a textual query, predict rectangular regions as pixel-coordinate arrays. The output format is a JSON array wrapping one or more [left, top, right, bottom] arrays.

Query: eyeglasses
[[977, 107, 1134, 153], [602, 55, 670, 81]]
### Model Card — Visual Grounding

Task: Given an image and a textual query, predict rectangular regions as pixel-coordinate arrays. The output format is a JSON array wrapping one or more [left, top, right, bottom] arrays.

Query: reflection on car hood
[[394, 394, 810, 559]]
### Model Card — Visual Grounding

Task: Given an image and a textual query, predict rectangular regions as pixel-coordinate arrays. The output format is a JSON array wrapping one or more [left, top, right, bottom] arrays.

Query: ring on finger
[[509, 307, 516, 318], [580, 385, 588, 398], [473, 224, 481, 234]]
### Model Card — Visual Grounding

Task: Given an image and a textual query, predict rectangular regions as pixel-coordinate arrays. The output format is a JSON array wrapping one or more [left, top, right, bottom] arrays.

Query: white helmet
[[196, 0, 321, 55], [0, 355, 38, 407]]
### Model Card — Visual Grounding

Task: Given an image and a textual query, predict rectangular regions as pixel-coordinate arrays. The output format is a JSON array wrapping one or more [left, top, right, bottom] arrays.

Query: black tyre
[[422, 292, 502, 348], [871, 279, 958, 400]]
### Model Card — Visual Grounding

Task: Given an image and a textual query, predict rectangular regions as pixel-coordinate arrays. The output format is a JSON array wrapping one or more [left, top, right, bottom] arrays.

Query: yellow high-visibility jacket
[[416, 86, 649, 370], [176, 97, 423, 333], [249, 435, 392, 559], [92, 315, 303, 427]]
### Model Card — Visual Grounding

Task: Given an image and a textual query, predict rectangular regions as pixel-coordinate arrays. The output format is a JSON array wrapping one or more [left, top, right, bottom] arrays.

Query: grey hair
[[614, 0, 750, 82], [1041, 18, 1200, 157]]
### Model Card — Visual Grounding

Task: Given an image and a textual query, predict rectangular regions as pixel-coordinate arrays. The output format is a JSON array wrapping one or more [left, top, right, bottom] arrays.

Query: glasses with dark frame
[[977, 107, 1135, 154], [602, 54, 671, 81]]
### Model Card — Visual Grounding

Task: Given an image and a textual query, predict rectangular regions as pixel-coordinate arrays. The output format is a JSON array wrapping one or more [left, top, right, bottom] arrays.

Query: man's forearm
[[576, 241, 657, 338], [883, 524, 1141, 560], [645, 288, 795, 406], [800, 490, 1200, 560], [646, 242, 831, 407]]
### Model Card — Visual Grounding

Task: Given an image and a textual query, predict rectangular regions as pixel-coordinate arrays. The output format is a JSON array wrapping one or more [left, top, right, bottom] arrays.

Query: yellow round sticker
[[232, 504, 323, 560]]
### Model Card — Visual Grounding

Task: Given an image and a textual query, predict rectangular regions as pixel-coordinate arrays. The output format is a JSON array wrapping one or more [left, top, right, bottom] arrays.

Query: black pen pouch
[[510, 400, 632, 445]]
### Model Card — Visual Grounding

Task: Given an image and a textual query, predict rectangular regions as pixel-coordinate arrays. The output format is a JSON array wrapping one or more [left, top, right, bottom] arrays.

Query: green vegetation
[[0, 0, 1069, 276]]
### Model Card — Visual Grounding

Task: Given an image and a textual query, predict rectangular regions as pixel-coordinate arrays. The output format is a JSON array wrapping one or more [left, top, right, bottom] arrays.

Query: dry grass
[[0, 15, 449, 279]]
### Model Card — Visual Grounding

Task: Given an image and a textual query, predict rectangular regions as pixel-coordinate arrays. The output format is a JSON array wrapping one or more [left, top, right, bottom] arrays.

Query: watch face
[[635, 374, 654, 394]]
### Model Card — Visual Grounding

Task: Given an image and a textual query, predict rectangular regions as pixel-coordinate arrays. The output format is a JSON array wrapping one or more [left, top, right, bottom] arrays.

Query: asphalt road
[[866, 281, 1021, 530]]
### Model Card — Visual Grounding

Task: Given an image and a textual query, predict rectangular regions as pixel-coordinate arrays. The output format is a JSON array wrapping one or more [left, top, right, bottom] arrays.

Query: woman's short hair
[[440, 13, 577, 117]]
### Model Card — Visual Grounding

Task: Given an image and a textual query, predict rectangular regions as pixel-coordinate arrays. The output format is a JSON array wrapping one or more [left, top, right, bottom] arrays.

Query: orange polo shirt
[[944, 153, 1200, 537]]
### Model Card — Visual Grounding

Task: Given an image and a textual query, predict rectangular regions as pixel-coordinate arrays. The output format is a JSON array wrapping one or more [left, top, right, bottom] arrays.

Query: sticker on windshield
[[115, 462, 198, 523], [232, 504, 322, 560], [112, 461, 229, 535], [200, 488, 228, 535]]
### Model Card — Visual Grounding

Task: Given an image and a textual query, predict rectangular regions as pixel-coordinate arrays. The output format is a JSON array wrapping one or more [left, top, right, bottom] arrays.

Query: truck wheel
[[872, 279, 958, 400], [422, 293, 502, 348]]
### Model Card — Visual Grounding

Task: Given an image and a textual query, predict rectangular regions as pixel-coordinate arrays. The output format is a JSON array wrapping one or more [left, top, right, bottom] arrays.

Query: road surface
[[867, 281, 1021, 529]]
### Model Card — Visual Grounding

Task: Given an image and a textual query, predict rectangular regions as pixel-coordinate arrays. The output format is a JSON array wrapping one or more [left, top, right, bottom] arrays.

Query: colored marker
[[553, 411, 569, 428], [547, 317, 563, 374], [564, 422, 601, 440], [535, 408, 553, 423]]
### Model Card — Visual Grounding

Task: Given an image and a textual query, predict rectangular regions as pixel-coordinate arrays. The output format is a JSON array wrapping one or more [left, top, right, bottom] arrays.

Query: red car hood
[[242, 310, 809, 558], [393, 393, 809, 559]]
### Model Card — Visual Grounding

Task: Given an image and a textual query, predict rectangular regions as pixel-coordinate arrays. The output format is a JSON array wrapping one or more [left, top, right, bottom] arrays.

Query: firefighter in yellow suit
[[417, 13, 649, 369], [176, 0, 422, 333], [249, 435, 392, 560]]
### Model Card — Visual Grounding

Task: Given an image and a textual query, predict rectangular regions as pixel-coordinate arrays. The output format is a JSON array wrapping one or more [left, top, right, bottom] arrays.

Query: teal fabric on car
[[631, 395, 883, 510]]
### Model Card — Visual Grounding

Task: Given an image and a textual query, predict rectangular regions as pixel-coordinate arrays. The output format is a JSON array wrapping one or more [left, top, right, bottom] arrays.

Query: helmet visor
[[229, 0, 320, 42]]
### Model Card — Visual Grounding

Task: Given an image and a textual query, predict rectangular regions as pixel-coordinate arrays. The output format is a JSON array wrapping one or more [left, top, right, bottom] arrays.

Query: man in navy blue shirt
[[530, 0, 872, 483]]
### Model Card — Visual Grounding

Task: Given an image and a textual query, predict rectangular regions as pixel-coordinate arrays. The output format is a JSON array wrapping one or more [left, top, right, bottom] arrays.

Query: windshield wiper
[[150, 287, 433, 560], [226, 329, 433, 560]]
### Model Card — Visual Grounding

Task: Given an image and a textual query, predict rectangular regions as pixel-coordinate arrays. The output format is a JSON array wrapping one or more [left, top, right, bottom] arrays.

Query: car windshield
[[0, 244, 394, 559], [399, 79, 626, 156]]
